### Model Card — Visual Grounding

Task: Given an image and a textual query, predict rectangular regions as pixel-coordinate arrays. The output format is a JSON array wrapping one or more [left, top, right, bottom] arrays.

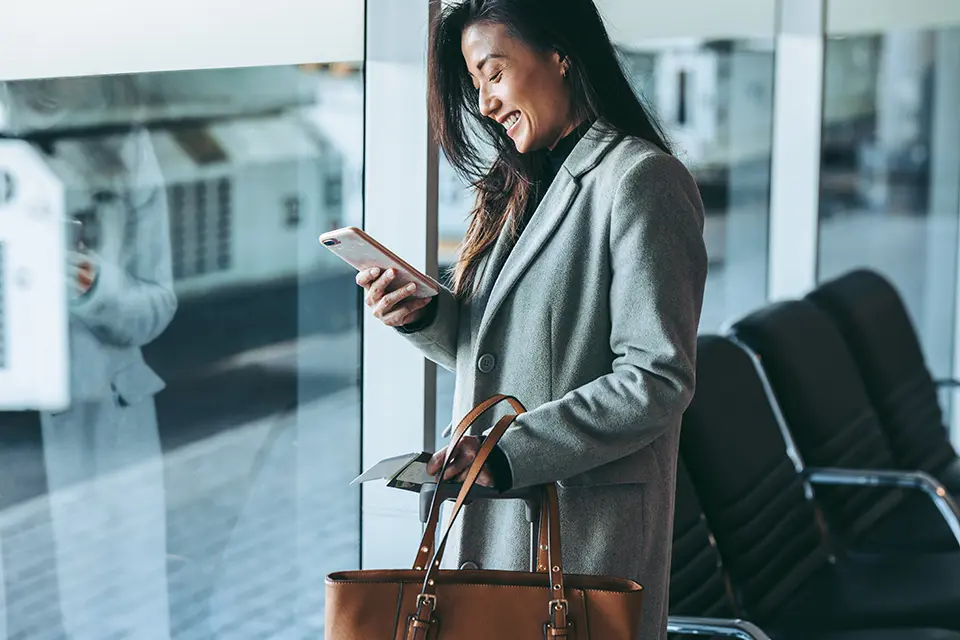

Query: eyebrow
[[475, 52, 507, 74]]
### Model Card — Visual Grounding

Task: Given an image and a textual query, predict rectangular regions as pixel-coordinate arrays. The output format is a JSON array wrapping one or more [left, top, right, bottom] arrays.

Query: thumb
[[426, 448, 447, 475]]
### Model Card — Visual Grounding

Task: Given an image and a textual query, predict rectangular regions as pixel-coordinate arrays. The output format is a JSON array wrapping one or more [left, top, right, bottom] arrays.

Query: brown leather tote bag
[[325, 394, 645, 639]]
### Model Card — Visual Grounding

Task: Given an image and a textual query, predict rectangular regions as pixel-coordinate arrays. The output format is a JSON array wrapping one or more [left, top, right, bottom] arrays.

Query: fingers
[[358, 267, 435, 327], [374, 282, 418, 318], [65, 259, 96, 294], [443, 455, 474, 481], [380, 296, 433, 327], [355, 267, 381, 288], [428, 438, 479, 478], [431, 438, 493, 488], [363, 268, 397, 308], [426, 448, 447, 475], [440, 439, 480, 481]]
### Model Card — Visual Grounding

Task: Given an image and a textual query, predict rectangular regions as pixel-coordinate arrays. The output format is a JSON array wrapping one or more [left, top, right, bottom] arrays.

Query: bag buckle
[[416, 593, 437, 613], [549, 599, 568, 615], [408, 595, 439, 640], [544, 599, 571, 638]]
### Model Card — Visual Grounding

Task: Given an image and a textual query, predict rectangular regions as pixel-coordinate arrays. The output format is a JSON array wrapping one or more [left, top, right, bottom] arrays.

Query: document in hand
[[351, 451, 434, 492]]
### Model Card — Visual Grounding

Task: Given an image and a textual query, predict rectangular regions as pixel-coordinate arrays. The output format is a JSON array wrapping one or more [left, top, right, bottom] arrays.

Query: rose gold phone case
[[319, 227, 440, 298]]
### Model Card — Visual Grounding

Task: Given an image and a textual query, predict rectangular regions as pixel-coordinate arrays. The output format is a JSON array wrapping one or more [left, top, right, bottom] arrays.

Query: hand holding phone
[[319, 227, 439, 328], [356, 266, 435, 327]]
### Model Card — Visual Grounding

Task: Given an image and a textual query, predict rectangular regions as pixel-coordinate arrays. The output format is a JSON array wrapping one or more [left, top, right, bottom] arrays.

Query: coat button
[[477, 353, 496, 373]]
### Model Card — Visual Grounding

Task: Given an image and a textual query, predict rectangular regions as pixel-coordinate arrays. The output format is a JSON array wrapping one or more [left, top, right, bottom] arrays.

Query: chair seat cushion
[[773, 551, 960, 630], [851, 494, 959, 553]]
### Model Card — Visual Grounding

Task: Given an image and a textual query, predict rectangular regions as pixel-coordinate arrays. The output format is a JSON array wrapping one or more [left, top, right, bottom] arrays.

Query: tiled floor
[[0, 388, 361, 640]]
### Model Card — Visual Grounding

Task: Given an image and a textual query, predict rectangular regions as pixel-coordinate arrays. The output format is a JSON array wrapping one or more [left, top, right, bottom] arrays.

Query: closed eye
[[490, 70, 503, 82]]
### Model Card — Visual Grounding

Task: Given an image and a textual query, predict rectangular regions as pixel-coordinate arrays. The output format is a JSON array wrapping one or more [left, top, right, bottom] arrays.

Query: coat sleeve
[[394, 284, 461, 372], [496, 153, 708, 490], [70, 130, 178, 347]]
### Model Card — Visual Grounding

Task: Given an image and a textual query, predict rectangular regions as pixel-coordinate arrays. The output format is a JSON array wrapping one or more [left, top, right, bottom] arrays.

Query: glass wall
[[617, 38, 774, 331], [0, 63, 362, 639], [818, 27, 960, 379]]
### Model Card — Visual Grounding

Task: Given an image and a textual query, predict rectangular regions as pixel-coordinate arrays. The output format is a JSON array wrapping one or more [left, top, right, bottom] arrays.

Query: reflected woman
[[45, 124, 176, 639], [357, 1, 707, 638]]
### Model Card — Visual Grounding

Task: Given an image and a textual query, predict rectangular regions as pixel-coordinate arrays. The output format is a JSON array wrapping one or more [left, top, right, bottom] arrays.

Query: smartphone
[[66, 219, 83, 250], [319, 226, 440, 298]]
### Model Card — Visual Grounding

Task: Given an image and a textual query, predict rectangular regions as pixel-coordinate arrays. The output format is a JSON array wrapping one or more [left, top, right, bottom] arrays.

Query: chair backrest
[[670, 457, 735, 618], [807, 268, 958, 475], [681, 335, 830, 623], [730, 299, 903, 542]]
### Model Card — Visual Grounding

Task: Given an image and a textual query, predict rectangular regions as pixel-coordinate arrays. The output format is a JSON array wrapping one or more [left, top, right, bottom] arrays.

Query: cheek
[[515, 74, 562, 126]]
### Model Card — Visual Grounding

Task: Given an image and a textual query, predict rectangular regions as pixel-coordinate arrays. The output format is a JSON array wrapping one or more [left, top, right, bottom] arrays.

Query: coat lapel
[[476, 121, 624, 343]]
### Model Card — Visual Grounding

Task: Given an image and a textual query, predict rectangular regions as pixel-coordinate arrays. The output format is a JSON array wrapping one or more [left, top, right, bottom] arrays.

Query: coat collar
[[476, 119, 624, 342], [561, 118, 624, 179]]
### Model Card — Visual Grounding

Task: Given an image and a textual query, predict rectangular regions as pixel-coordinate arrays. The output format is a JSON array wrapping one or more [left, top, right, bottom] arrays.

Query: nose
[[478, 84, 499, 119]]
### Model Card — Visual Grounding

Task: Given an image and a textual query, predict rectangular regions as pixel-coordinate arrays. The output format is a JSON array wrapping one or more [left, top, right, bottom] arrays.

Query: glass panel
[[818, 28, 960, 381], [0, 63, 362, 639], [434, 37, 775, 445], [619, 39, 774, 331]]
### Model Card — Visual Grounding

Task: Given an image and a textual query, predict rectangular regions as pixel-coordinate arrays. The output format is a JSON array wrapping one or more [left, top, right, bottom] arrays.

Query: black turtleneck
[[530, 120, 591, 217], [548, 121, 590, 181]]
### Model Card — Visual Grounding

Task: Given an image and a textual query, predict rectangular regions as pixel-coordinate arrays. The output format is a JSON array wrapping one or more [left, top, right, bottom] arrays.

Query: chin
[[512, 135, 532, 154]]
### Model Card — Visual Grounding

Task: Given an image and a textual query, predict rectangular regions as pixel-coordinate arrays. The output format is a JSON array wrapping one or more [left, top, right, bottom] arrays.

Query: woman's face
[[461, 22, 576, 154]]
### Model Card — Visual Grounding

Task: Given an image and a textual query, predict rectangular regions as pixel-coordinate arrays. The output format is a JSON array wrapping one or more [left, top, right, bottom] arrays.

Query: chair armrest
[[804, 467, 960, 546], [667, 616, 772, 639], [935, 378, 960, 389]]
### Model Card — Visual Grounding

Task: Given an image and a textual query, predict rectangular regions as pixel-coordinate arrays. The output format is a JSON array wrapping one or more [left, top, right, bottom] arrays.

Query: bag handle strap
[[406, 414, 569, 639], [412, 394, 527, 570]]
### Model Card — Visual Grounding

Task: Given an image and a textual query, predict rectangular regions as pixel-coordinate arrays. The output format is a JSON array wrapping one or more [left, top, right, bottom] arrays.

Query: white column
[[361, 0, 439, 570], [933, 30, 960, 447], [767, 0, 825, 300], [923, 31, 960, 384]]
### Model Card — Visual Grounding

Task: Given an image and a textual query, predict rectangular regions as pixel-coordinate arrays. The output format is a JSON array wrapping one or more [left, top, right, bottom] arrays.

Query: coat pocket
[[111, 360, 166, 407], [559, 446, 660, 487]]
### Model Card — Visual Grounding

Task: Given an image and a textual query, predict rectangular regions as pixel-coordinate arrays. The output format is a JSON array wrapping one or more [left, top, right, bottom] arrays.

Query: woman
[[357, 0, 706, 637]]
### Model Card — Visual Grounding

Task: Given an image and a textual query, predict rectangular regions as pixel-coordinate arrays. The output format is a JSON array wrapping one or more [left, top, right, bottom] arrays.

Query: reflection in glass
[[0, 64, 363, 639], [818, 29, 960, 381]]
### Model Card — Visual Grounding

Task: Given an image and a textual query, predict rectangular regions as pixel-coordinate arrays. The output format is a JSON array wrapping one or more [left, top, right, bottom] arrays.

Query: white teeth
[[503, 113, 520, 130]]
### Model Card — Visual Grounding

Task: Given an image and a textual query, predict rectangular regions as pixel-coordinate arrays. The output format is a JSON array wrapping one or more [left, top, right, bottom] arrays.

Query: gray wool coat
[[400, 120, 707, 640]]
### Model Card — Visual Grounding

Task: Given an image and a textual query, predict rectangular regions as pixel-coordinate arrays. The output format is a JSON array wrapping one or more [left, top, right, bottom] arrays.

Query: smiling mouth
[[501, 111, 521, 135]]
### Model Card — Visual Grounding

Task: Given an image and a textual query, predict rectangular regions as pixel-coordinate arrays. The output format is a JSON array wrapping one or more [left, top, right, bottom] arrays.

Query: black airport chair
[[668, 457, 772, 639], [729, 299, 960, 553], [807, 269, 960, 495], [669, 456, 960, 640], [680, 335, 960, 633]]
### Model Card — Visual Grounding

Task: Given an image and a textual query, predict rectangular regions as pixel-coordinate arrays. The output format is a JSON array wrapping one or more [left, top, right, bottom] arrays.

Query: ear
[[552, 50, 568, 77]]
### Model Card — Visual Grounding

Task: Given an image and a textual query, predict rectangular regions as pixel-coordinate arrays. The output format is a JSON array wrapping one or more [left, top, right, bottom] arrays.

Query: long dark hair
[[429, 0, 671, 298]]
